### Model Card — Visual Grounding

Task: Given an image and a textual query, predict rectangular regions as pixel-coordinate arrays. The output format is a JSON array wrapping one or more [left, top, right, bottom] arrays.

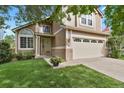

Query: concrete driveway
[[57, 57, 124, 82]]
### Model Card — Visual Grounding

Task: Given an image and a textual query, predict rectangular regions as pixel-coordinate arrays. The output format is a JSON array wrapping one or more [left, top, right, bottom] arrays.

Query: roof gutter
[[62, 25, 110, 36]]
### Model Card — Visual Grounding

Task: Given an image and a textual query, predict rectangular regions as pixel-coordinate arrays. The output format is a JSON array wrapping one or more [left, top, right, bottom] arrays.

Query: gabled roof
[[95, 8, 104, 18], [12, 8, 103, 32], [12, 17, 51, 32], [12, 22, 34, 32]]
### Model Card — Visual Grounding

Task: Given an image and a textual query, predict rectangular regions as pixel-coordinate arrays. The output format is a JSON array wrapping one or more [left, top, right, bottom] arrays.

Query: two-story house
[[12, 7, 110, 61]]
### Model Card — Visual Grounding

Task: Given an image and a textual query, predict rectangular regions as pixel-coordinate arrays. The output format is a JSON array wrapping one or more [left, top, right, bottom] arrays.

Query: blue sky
[[3, 6, 106, 36], [4, 7, 18, 36]]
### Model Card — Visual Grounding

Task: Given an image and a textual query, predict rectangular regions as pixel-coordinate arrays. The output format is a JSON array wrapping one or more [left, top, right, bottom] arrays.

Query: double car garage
[[71, 32, 107, 59]]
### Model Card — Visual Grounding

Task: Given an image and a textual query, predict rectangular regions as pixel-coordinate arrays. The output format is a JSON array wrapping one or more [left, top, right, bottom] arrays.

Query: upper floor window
[[43, 25, 51, 33], [81, 15, 87, 24], [19, 28, 34, 49], [80, 14, 93, 27]]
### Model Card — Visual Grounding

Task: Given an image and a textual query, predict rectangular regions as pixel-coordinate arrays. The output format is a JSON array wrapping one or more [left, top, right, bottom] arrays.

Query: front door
[[42, 37, 51, 56]]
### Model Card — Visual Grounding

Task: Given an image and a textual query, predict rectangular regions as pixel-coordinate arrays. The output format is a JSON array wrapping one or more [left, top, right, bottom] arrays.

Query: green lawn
[[0, 59, 124, 88]]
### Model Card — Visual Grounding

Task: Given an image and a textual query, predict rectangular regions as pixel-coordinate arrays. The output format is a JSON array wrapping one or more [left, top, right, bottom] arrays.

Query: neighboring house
[[12, 8, 110, 61]]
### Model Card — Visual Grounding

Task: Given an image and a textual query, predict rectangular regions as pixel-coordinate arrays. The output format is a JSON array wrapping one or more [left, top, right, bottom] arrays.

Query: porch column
[[35, 35, 38, 56], [35, 35, 40, 57], [35, 23, 40, 57]]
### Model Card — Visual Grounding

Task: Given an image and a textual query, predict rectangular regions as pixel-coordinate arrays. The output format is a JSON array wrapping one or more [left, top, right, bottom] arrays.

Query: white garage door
[[72, 37, 105, 59]]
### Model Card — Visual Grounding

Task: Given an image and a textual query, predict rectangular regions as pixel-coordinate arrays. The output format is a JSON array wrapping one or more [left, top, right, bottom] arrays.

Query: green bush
[[50, 56, 63, 66], [16, 52, 23, 60], [23, 51, 34, 59], [119, 54, 124, 60], [111, 50, 120, 58], [0, 41, 12, 63], [16, 51, 34, 60], [107, 37, 122, 59], [11, 52, 17, 59]]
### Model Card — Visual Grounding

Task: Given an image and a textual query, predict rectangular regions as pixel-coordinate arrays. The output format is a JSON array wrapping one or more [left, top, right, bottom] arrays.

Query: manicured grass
[[0, 59, 124, 88]]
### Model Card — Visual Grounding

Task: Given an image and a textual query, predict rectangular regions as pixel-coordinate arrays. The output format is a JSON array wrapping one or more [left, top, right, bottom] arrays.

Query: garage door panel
[[72, 38, 104, 59]]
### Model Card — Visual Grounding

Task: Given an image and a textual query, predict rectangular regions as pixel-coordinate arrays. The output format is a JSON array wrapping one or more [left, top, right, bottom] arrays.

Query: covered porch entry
[[35, 35, 54, 57]]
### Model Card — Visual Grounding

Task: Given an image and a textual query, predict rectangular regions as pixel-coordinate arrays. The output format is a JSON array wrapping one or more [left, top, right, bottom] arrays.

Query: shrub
[[107, 36, 122, 58], [50, 56, 63, 66], [23, 51, 34, 59], [0, 41, 12, 63], [16, 51, 34, 60], [16, 52, 23, 60], [111, 50, 120, 58], [119, 54, 124, 60]]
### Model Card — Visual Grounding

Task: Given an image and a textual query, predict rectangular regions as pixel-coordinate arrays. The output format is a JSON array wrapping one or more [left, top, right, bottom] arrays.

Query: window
[[20, 37, 26, 48], [98, 40, 103, 43], [43, 25, 51, 33], [81, 15, 87, 24], [91, 40, 97, 43], [28, 37, 33, 48], [87, 15, 92, 26], [67, 14, 71, 21], [73, 38, 82, 42], [19, 28, 33, 49], [88, 19, 92, 26], [83, 39, 90, 42], [80, 14, 93, 26]]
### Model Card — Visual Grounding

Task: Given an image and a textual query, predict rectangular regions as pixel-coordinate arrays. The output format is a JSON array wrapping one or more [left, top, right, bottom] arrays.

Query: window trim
[[18, 28, 34, 50], [80, 14, 94, 27]]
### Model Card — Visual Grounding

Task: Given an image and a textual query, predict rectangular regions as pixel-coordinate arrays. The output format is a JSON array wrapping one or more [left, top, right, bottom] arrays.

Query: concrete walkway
[[56, 57, 124, 82]]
